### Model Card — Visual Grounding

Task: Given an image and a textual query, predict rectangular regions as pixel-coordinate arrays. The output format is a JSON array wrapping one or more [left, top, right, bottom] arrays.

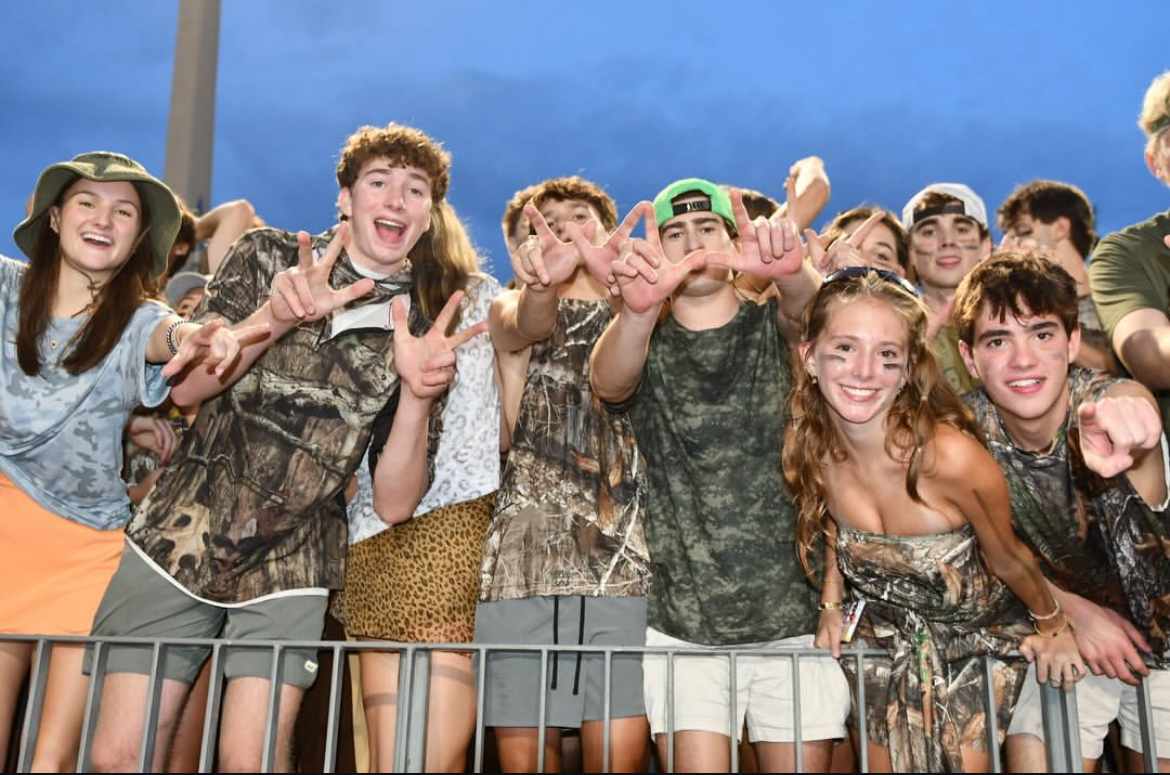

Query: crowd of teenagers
[[1, 69, 1169, 774]]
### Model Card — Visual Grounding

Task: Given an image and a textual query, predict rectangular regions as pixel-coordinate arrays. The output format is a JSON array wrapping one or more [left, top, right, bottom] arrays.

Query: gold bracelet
[[1034, 614, 1073, 639], [818, 601, 843, 611], [1029, 601, 1062, 622]]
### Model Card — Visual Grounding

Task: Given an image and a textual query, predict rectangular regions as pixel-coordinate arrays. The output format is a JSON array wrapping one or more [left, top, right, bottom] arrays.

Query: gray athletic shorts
[[474, 595, 647, 727], [83, 544, 327, 689]]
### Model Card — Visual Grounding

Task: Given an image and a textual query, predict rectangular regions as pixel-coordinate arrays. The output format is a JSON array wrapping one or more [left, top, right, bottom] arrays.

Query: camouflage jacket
[[128, 227, 415, 604], [480, 298, 651, 601]]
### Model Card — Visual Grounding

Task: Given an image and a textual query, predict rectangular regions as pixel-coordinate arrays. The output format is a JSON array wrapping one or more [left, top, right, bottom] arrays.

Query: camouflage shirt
[[128, 228, 412, 604], [966, 368, 1170, 662], [480, 298, 651, 601], [612, 299, 819, 645]]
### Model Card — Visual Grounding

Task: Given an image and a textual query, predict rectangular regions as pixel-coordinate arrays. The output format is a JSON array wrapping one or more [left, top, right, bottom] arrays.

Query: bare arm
[[591, 223, 707, 403], [590, 306, 659, 404], [1112, 307, 1170, 391], [196, 199, 256, 275], [370, 391, 433, 524], [489, 285, 560, 353], [372, 292, 489, 524], [936, 429, 1085, 685], [776, 156, 830, 232], [814, 524, 846, 658]]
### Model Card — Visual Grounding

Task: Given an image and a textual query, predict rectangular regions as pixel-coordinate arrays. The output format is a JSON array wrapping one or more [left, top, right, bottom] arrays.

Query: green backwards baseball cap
[[652, 178, 736, 233], [14, 151, 181, 277]]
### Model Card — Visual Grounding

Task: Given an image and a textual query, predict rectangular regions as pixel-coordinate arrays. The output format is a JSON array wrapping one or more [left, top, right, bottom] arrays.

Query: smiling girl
[[0, 152, 253, 770], [782, 267, 1085, 773]]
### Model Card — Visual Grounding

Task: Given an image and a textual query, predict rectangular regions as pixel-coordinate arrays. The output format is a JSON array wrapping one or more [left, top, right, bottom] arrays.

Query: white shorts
[[642, 628, 850, 743], [1008, 663, 1170, 760]]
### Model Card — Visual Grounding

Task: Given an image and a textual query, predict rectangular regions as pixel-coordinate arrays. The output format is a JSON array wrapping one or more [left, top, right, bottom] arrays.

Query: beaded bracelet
[[165, 319, 185, 356]]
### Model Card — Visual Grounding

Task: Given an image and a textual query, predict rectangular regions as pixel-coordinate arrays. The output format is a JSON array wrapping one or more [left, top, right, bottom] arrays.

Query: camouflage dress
[[837, 524, 1031, 772]]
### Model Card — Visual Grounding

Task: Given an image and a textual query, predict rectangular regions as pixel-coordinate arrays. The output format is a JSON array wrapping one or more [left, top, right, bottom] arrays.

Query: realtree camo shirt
[[966, 367, 1170, 662], [479, 298, 651, 601], [127, 228, 412, 604], [610, 299, 820, 645]]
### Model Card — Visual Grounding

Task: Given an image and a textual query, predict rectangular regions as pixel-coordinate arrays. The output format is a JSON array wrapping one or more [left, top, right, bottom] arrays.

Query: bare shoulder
[[924, 423, 1000, 487]]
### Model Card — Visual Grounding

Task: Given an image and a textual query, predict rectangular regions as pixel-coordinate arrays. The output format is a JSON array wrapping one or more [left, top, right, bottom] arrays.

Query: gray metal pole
[[165, 0, 220, 214]]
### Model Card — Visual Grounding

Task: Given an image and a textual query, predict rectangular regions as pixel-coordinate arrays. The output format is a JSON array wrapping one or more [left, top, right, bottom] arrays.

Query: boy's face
[[659, 195, 734, 263], [659, 195, 736, 293], [1146, 128, 1170, 187], [909, 213, 990, 294], [338, 157, 434, 274], [537, 198, 605, 245], [959, 299, 1081, 430], [1000, 212, 1060, 252]]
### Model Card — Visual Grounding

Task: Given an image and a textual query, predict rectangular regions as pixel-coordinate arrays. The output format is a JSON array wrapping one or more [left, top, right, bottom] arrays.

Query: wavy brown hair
[[17, 177, 159, 376], [783, 270, 980, 580]]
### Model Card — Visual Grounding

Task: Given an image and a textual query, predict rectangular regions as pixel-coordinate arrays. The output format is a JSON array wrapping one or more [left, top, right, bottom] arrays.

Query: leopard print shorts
[[336, 492, 495, 643]]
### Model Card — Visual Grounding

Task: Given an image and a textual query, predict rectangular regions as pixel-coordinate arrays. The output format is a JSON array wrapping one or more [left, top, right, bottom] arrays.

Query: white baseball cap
[[901, 183, 988, 231]]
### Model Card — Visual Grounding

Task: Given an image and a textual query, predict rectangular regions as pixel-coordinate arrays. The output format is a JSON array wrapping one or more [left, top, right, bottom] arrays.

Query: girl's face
[[841, 218, 904, 276], [50, 179, 143, 283], [801, 297, 911, 430]]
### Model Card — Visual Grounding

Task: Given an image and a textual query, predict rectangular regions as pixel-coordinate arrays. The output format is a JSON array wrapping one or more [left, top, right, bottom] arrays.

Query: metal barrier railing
[[2, 633, 1158, 773]]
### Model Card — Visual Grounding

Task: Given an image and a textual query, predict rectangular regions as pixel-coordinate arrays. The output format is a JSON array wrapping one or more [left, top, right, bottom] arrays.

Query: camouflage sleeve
[[194, 229, 288, 326]]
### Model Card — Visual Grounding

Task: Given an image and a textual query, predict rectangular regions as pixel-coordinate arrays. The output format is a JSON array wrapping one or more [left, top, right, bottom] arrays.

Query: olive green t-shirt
[[1089, 208, 1170, 432], [610, 299, 819, 645]]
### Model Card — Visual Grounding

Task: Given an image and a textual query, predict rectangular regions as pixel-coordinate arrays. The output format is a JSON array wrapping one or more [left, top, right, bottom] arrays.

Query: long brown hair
[[782, 271, 980, 580], [16, 177, 159, 376], [409, 200, 480, 334]]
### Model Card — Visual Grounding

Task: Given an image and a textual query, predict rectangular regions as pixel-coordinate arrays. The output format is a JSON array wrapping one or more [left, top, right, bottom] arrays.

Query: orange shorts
[[0, 473, 125, 636]]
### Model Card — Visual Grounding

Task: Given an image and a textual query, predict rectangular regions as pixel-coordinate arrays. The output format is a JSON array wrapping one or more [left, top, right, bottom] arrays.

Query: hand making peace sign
[[270, 223, 376, 324], [609, 203, 709, 315], [392, 290, 489, 401]]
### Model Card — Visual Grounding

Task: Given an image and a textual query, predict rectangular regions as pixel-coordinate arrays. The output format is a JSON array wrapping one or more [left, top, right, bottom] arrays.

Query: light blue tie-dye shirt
[[0, 256, 171, 529]]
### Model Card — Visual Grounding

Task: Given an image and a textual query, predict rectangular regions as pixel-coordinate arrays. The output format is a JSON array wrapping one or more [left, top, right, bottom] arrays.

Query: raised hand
[[565, 202, 648, 291], [611, 206, 707, 314], [1077, 396, 1164, 478], [511, 203, 592, 288], [162, 318, 271, 379], [806, 211, 886, 275], [392, 291, 489, 400], [702, 189, 805, 280], [270, 223, 375, 324]]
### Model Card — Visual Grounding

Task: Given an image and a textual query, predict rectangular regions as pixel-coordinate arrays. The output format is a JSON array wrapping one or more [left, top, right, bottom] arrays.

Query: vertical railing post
[[403, 647, 430, 773], [1136, 673, 1158, 772], [1039, 682, 1081, 773], [321, 643, 345, 773], [259, 644, 286, 773], [17, 638, 52, 772]]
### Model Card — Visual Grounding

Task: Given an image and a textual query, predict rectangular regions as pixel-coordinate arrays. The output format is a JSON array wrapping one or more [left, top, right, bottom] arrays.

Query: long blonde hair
[[782, 270, 980, 580]]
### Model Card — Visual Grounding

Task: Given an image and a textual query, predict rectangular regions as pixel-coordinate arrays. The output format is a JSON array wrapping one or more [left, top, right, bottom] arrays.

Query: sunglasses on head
[[823, 266, 921, 297]]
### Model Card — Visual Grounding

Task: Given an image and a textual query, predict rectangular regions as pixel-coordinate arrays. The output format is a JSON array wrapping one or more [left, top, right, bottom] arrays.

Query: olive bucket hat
[[13, 151, 181, 277]]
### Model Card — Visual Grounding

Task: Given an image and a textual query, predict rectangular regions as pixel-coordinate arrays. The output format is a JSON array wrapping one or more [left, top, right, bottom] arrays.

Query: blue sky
[[2, 1, 1168, 280]]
